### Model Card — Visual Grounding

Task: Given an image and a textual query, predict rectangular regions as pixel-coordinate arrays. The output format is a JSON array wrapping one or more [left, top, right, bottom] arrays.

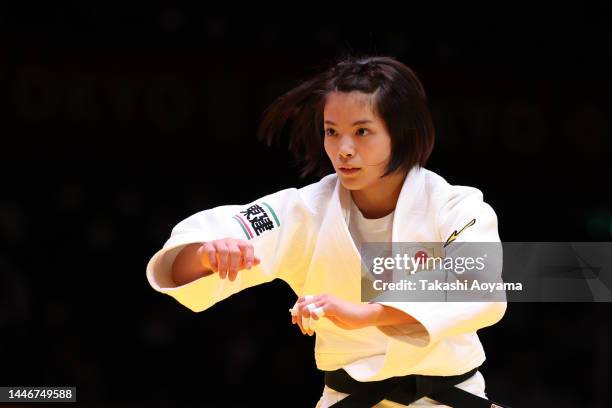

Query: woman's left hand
[[290, 294, 378, 335]]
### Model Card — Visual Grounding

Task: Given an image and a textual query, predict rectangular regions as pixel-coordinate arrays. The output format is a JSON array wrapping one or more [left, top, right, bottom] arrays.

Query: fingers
[[297, 295, 326, 319], [239, 242, 256, 269], [289, 307, 298, 326], [200, 239, 260, 281], [302, 315, 312, 335], [296, 314, 306, 335], [290, 295, 322, 336], [215, 241, 230, 279], [307, 303, 326, 320], [290, 296, 308, 335], [295, 299, 307, 335], [199, 242, 218, 272], [226, 242, 242, 282]]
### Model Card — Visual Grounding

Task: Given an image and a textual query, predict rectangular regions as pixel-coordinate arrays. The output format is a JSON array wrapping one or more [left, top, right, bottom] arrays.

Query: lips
[[338, 167, 361, 175]]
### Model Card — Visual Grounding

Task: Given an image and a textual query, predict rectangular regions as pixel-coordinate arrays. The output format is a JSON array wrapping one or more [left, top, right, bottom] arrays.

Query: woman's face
[[323, 91, 393, 191]]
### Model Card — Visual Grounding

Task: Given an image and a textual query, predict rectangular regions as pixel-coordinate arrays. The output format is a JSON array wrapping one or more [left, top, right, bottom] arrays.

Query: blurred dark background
[[1, 2, 611, 407]]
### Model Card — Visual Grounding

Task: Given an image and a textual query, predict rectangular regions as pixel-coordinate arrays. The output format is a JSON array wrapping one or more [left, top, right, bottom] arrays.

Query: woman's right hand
[[197, 238, 261, 281]]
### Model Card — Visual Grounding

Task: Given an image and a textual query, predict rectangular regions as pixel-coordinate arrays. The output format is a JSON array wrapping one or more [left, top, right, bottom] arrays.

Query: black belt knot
[[323, 366, 511, 408]]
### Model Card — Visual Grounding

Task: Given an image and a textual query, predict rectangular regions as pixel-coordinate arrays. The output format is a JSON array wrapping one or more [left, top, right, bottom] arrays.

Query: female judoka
[[146, 56, 508, 408]]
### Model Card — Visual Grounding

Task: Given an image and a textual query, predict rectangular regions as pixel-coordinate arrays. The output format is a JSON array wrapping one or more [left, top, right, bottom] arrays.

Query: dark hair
[[257, 55, 435, 178]]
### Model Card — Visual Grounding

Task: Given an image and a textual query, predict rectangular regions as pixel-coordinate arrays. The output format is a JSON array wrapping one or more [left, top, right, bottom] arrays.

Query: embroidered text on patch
[[232, 202, 280, 240]]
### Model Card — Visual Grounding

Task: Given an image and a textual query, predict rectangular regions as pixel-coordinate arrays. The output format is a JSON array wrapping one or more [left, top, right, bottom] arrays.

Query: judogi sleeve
[[146, 187, 316, 313], [376, 187, 507, 347]]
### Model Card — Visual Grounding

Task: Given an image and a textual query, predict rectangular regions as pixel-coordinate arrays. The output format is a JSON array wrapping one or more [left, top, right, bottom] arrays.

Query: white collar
[[334, 166, 426, 234]]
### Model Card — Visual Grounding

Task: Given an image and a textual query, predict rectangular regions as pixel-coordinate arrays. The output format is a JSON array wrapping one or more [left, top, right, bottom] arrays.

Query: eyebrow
[[324, 119, 373, 126]]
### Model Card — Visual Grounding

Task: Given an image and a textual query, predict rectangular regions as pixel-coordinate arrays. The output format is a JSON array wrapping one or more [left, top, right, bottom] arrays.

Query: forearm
[[172, 243, 214, 286], [366, 303, 418, 327]]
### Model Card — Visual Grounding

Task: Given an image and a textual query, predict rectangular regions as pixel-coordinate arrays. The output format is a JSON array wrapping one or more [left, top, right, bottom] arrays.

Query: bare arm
[[172, 243, 214, 286], [366, 303, 418, 327], [291, 295, 418, 334]]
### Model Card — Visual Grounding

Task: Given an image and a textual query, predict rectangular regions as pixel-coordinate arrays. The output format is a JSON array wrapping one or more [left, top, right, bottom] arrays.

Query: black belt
[[323, 366, 511, 408]]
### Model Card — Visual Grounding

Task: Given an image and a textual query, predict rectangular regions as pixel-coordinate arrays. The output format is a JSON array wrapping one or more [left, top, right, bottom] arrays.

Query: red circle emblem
[[415, 250, 428, 261]]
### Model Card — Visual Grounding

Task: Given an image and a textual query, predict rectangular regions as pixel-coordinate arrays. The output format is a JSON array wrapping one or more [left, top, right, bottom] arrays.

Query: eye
[[356, 128, 370, 136], [324, 128, 337, 137]]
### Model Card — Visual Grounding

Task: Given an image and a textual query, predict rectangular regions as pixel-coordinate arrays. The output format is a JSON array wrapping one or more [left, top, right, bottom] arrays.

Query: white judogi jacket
[[146, 167, 506, 382]]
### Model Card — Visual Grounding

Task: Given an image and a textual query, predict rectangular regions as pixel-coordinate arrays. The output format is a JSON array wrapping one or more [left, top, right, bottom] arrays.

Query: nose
[[338, 135, 355, 159]]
